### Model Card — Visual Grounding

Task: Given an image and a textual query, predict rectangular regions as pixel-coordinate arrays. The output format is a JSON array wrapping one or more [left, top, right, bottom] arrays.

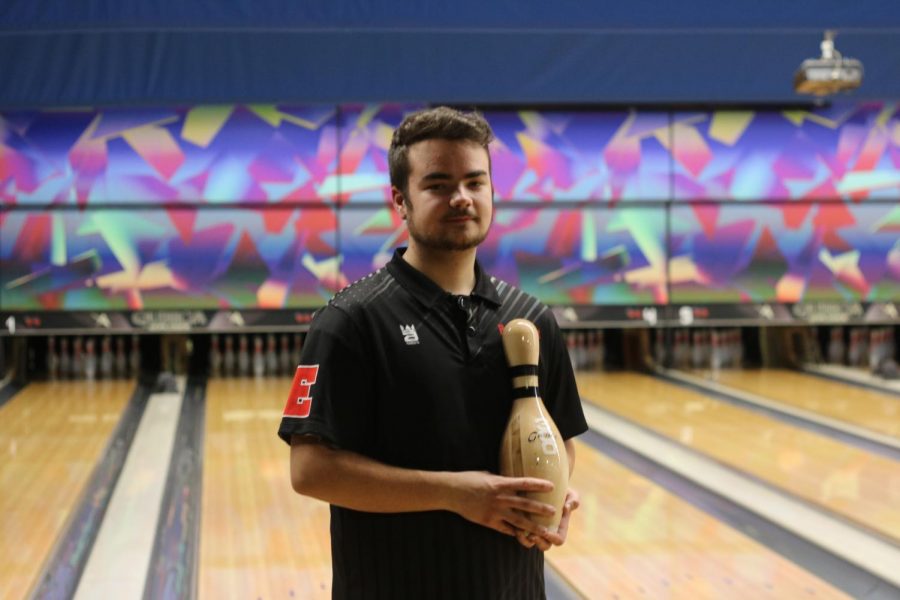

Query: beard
[[405, 207, 491, 252]]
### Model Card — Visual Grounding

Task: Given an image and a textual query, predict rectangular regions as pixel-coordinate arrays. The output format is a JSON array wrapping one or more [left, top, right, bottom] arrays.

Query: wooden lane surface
[[547, 440, 849, 599], [0, 380, 134, 600], [696, 368, 900, 439], [576, 372, 900, 545], [198, 376, 845, 599], [199, 377, 331, 600]]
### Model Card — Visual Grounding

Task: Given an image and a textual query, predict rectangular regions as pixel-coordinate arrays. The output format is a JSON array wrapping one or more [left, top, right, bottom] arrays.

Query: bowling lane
[[577, 372, 900, 544], [696, 368, 900, 439], [199, 377, 331, 600], [198, 374, 849, 599], [548, 439, 848, 598], [0, 380, 135, 599]]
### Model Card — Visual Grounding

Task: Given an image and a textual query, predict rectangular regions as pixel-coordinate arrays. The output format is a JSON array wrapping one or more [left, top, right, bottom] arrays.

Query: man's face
[[393, 138, 493, 252]]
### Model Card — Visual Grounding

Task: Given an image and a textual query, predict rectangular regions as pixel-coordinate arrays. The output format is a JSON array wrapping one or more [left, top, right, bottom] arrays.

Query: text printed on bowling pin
[[528, 418, 557, 455]]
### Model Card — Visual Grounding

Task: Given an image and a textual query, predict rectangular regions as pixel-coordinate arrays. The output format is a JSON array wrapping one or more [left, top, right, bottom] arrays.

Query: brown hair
[[388, 106, 494, 197]]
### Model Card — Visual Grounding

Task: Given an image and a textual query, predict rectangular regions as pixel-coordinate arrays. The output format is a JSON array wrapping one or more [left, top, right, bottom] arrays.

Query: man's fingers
[[532, 536, 552, 552], [542, 529, 565, 546], [496, 521, 517, 537], [506, 511, 549, 538], [501, 495, 556, 516], [503, 477, 554, 493], [515, 530, 535, 548]]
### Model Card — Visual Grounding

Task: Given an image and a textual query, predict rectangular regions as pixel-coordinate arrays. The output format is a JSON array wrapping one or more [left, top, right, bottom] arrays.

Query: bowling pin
[[115, 337, 127, 377], [84, 338, 97, 380], [733, 329, 743, 368], [828, 327, 845, 364], [879, 328, 892, 367], [702, 331, 711, 366], [576, 331, 588, 370], [223, 336, 236, 376], [848, 329, 861, 366], [279, 334, 292, 375], [100, 336, 113, 379], [590, 330, 604, 370], [723, 329, 734, 368], [654, 330, 666, 368], [47, 336, 59, 380], [59, 337, 71, 379], [252, 335, 265, 378], [238, 335, 250, 376], [710, 330, 721, 373], [129, 335, 141, 377], [291, 333, 302, 368], [869, 329, 881, 370], [72, 337, 84, 379], [210, 334, 222, 377], [672, 331, 683, 368], [499, 319, 569, 533], [566, 331, 577, 373], [691, 331, 703, 369], [265, 334, 278, 375], [856, 328, 869, 367]]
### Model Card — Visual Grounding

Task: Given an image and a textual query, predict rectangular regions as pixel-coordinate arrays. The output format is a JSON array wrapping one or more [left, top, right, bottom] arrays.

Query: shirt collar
[[387, 248, 502, 309]]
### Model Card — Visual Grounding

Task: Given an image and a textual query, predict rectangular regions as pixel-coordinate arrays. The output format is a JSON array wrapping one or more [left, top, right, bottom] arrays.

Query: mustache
[[444, 211, 478, 220]]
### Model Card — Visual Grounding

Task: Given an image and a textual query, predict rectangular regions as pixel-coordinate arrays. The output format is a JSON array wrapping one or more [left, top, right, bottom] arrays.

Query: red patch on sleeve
[[283, 365, 319, 418]]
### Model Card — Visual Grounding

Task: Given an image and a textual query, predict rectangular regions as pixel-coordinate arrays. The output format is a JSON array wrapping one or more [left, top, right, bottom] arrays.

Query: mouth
[[444, 214, 477, 223]]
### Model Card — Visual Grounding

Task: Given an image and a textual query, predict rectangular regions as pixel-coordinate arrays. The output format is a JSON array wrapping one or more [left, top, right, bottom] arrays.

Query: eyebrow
[[421, 170, 488, 181]]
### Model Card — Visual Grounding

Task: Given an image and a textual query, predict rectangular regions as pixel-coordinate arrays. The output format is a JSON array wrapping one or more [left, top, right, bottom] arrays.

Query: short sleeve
[[277, 305, 374, 451], [535, 310, 588, 441]]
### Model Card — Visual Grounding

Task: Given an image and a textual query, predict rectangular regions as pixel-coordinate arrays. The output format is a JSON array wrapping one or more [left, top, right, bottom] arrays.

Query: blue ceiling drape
[[2, 0, 899, 107]]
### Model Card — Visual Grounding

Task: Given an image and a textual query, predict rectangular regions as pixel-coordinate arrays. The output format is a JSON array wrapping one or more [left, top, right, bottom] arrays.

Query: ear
[[391, 186, 408, 220]]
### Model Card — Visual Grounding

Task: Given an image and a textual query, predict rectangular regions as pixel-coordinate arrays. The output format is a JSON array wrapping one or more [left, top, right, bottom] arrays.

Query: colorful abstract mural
[[0, 207, 338, 310], [670, 202, 900, 303], [337, 104, 423, 204], [1, 103, 898, 311], [672, 104, 900, 201], [336, 106, 671, 203], [339, 206, 666, 305], [4, 103, 900, 206], [0, 106, 338, 206]]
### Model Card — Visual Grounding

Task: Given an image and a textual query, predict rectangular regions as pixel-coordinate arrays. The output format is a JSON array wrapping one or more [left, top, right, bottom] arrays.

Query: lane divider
[[802, 364, 900, 397], [143, 377, 207, 600], [72, 376, 186, 600]]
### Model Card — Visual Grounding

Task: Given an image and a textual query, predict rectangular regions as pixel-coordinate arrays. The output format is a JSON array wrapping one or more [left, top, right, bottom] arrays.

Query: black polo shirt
[[279, 249, 587, 600]]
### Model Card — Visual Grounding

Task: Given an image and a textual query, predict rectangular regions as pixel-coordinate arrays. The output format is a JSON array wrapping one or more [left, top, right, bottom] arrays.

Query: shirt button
[[467, 325, 477, 337], [457, 296, 468, 310]]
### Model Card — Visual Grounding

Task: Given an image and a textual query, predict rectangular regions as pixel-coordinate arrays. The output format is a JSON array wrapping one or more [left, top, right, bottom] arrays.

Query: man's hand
[[448, 471, 557, 539], [515, 488, 580, 551]]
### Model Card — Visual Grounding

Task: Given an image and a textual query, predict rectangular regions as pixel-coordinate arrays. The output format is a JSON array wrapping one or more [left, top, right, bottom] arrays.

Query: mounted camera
[[794, 30, 863, 96]]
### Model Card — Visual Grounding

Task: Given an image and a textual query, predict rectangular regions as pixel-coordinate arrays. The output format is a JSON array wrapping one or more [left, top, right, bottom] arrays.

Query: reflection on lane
[[200, 377, 332, 600], [550, 438, 848, 599], [695, 368, 900, 439], [577, 372, 900, 544], [0, 380, 134, 599]]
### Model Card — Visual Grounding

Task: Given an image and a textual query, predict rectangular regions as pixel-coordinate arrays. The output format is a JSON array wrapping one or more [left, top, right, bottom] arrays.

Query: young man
[[278, 107, 587, 599]]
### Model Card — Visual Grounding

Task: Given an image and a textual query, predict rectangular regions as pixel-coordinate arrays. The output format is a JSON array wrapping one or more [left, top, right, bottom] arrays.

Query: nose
[[449, 185, 474, 208]]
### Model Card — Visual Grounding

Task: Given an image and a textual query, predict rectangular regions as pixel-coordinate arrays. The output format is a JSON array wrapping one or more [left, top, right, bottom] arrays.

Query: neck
[[402, 244, 478, 295]]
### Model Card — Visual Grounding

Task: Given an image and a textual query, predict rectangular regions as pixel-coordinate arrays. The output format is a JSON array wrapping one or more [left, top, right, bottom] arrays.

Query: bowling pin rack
[[0, 301, 897, 383]]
